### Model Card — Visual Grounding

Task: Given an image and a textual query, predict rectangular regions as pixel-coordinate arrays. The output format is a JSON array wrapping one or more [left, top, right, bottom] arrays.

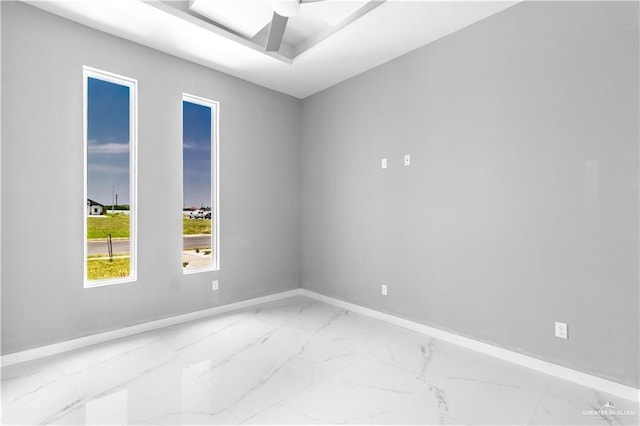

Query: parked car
[[189, 210, 205, 219]]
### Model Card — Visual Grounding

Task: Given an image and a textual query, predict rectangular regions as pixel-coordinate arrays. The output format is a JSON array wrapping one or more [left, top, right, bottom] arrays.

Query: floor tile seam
[[237, 353, 366, 424], [171, 323, 321, 419], [525, 377, 554, 425], [31, 354, 183, 425], [229, 335, 365, 420]]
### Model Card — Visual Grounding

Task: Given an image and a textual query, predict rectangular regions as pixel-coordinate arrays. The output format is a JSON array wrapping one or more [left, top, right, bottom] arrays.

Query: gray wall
[[2, 0, 638, 390], [301, 1, 639, 387], [1, 2, 300, 354]]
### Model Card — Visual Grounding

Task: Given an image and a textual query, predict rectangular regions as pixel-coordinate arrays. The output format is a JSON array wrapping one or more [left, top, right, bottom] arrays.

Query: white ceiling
[[184, 0, 384, 59], [189, 0, 277, 39], [24, 0, 520, 99]]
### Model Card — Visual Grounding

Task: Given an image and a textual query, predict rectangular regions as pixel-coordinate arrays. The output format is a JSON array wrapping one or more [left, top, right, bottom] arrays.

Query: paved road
[[184, 235, 212, 250], [87, 235, 211, 255], [87, 239, 130, 255]]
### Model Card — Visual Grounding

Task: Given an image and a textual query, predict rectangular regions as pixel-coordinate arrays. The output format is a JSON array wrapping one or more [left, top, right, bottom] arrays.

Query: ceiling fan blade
[[266, 12, 288, 52]]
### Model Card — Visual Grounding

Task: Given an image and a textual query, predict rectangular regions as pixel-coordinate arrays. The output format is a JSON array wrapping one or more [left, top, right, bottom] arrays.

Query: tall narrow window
[[182, 94, 219, 272], [84, 67, 137, 286]]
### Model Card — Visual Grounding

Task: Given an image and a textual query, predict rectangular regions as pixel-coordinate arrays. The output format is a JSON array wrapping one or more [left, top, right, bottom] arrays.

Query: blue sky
[[87, 77, 130, 206], [183, 101, 212, 209], [87, 78, 213, 209]]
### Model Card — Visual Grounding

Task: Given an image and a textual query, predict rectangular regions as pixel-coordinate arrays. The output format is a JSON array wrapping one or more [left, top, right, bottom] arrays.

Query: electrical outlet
[[404, 154, 411, 166], [381, 158, 388, 169], [555, 321, 568, 339], [212, 280, 219, 291], [381, 284, 388, 296]]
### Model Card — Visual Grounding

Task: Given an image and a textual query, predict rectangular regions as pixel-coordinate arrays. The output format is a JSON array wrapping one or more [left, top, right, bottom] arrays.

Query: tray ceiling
[[23, 0, 520, 99]]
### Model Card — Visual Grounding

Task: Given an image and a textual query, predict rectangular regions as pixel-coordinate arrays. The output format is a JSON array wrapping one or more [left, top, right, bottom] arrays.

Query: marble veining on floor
[[2, 296, 638, 425]]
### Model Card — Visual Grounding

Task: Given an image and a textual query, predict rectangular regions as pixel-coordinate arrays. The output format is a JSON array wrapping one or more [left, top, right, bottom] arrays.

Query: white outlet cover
[[381, 158, 387, 169], [381, 284, 388, 296], [212, 280, 219, 291], [555, 321, 568, 339], [404, 154, 411, 166]]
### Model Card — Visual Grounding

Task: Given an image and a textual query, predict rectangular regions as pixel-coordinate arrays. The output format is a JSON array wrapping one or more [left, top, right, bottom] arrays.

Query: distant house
[[87, 199, 104, 216]]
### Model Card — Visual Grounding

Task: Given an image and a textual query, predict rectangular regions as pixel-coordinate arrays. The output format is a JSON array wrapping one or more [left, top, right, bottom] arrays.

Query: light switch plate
[[381, 158, 388, 169], [404, 154, 411, 166]]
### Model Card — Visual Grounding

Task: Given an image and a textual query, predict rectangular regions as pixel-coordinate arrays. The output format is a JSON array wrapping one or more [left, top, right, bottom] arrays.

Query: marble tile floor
[[2, 296, 638, 425]]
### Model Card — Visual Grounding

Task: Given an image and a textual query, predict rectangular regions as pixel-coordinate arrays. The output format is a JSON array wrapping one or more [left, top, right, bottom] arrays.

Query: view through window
[[182, 95, 217, 272], [84, 68, 137, 285]]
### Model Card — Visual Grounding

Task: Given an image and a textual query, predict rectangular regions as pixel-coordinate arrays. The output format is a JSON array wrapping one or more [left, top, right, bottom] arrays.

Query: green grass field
[[87, 257, 130, 280], [87, 214, 130, 239], [87, 214, 211, 239], [182, 218, 211, 235]]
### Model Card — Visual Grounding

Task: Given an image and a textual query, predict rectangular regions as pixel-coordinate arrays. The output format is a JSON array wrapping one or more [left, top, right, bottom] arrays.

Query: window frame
[[182, 93, 220, 273], [83, 66, 138, 288]]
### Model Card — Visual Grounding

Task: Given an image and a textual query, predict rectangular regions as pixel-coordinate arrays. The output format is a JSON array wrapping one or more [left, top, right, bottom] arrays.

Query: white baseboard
[[299, 289, 640, 403], [3, 287, 637, 403], [1, 288, 302, 368]]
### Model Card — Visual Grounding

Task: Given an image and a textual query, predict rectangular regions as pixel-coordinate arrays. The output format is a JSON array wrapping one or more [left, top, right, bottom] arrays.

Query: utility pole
[[112, 185, 115, 213], [115, 193, 118, 210]]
